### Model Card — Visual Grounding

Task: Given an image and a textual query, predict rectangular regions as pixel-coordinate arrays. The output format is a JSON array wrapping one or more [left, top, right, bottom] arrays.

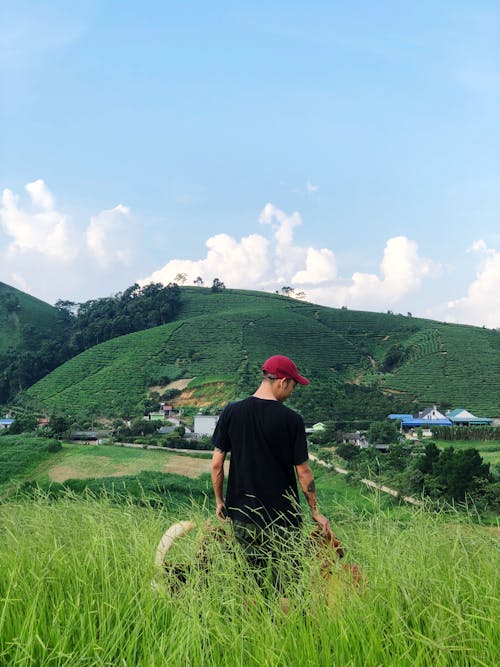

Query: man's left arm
[[211, 448, 227, 519], [295, 461, 333, 539]]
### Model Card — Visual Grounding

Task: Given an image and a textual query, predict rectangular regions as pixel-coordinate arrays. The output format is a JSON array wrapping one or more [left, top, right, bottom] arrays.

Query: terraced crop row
[[406, 329, 442, 361], [383, 325, 500, 415], [26, 322, 183, 415], [24, 287, 500, 420], [244, 312, 363, 372]]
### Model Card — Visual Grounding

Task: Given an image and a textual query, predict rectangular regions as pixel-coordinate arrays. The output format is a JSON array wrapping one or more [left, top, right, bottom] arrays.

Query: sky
[[1, 1, 499, 327]]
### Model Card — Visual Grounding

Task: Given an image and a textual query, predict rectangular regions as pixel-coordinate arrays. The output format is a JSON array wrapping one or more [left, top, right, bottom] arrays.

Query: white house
[[0, 418, 14, 429], [193, 414, 219, 437]]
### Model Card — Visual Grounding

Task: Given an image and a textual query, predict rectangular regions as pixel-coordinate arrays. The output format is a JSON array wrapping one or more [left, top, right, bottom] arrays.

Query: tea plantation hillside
[[23, 287, 500, 421], [0, 281, 61, 354]]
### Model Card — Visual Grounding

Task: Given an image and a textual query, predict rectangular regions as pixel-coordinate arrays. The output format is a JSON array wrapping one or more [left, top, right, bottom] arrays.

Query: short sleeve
[[292, 414, 308, 465], [212, 408, 231, 452]]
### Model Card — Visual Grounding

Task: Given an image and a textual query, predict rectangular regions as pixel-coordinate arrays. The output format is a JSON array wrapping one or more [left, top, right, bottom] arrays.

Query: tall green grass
[[0, 494, 498, 666]]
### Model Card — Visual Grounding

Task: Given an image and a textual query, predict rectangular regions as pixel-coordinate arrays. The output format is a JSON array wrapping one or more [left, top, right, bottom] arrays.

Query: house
[[305, 422, 326, 434], [343, 431, 369, 447], [70, 430, 111, 443], [445, 408, 493, 426], [148, 411, 166, 422], [193, 414, 219, 437], [0, 418, 14, 430], [389, 407, 452, 429]]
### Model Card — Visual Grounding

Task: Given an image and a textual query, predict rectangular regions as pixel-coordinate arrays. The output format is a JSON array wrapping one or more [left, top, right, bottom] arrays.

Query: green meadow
[[434, 439, 500, 466], [0, 495, 498, 666], [1, 437, 499, 665]]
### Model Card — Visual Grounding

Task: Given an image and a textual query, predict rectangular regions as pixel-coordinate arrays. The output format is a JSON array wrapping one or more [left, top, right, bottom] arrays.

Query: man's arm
[[211, 448, 227, 519], [295, 461, 333, 538]]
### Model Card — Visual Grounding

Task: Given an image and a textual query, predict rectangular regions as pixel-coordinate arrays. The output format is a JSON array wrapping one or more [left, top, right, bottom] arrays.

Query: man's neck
[[253, 381, 279, 401]]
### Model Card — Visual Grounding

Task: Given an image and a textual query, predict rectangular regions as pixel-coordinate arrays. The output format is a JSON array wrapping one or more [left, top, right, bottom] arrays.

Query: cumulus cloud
[[0, 179, 77, 260], [0, 180, 138, 302], [445, 240, 500, 328], [87, 204, 133, 267], [300, 236, 438, 310], [292, 248, 337, 284], [141, 204, 437, 313], [143, 232, 270, 287]]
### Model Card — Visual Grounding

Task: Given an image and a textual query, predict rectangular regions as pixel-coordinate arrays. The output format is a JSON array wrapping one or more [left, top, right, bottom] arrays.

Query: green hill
[[23, 286, 500, 422], [0, 282, 71, 403], [0, 281, 60, 355]]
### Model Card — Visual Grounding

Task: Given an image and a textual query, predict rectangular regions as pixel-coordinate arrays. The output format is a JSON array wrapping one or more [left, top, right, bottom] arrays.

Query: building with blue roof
[[389, 407, 452, 429], [389, 406, 494, 430], [445, 409, 493, 426]]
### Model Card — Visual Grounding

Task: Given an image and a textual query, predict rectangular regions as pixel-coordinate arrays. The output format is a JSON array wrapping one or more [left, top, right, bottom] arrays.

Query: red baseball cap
[[262, 355, 310, 386]]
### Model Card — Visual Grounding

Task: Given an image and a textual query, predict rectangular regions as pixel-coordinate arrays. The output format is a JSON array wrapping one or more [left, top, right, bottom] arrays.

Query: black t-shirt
[[212, 396, 309, 528]]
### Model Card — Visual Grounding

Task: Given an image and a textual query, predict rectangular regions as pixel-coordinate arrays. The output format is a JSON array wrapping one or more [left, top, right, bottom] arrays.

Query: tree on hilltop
[[211, 278, 226, 292]]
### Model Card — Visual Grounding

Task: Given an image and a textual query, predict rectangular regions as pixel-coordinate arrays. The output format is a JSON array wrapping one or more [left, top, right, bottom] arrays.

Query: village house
[[193, 414, 219, 437], [445, 408, 493, 426], [0, 418, 14, 429], [343, 431, 369, 447], [389, 406, 452, 430], [147, 403, 174, 422], [389, 405, 495, 437]]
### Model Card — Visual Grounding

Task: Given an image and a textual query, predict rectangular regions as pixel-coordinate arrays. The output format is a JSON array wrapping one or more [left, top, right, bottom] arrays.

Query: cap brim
[[296, 374, 310, 386]]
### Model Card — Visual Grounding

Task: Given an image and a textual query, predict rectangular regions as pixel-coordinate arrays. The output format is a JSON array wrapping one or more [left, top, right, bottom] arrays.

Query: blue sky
[[1, 1, 499, 326]]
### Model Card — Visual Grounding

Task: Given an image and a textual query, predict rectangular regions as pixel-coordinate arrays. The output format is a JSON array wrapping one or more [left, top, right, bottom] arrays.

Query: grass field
[[29, 442, 376, 514], [0, 495, 498, 666], [434, 439, 500, 465], [34, 442, 223, 483]]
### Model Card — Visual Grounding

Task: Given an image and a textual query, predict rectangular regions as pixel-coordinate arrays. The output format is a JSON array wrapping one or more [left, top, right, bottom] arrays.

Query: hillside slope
[[0, 282, 61, 355], [24, 287, 500, 421]]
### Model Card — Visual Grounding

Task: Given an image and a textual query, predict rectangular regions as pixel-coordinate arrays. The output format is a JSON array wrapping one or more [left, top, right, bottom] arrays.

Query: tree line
[[0, 283, 182, 404], [331, 438, 499, 512]]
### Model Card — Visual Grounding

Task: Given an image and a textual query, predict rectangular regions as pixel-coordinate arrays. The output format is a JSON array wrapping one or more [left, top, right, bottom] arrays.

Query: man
[[211, 354, 332, 590]]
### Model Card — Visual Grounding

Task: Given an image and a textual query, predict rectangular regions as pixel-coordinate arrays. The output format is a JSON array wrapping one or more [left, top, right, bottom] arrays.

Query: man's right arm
[[295, 461, 333, 538]]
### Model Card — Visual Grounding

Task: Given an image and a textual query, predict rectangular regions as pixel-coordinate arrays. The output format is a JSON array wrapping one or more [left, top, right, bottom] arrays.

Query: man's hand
[[216, 501, 227, 521], [312, 508, 333, 540]]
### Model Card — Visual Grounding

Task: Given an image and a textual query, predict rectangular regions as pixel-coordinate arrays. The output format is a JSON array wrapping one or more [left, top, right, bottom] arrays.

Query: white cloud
[[446, 240, 500, 328], [142, 232, 270, 287], [141, 204, 437, 314], [0, 180, 77, 260], [292, 248, 337, 284], [0, 180, 139, 302], [86, 204, 133, 267], [258, 202, 305, 282], [25, 179, 55, 210], [298, 236, 438, 310]]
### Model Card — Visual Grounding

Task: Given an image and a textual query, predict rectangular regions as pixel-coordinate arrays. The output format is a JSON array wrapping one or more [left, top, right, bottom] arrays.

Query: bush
[[45, 439, 62, 453]]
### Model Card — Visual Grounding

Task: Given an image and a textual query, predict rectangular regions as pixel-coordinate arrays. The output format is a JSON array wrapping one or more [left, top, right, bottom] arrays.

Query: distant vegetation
[[0, 282, 181, 404], [328, 439, 500, 514], [2, 283, 499, 424]]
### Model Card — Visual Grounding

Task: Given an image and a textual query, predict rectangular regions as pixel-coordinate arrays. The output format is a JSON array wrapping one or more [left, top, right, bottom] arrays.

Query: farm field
[[434, 439, 500, 465], [33, 442, 224, 483], [30, 442, 380, 514]]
